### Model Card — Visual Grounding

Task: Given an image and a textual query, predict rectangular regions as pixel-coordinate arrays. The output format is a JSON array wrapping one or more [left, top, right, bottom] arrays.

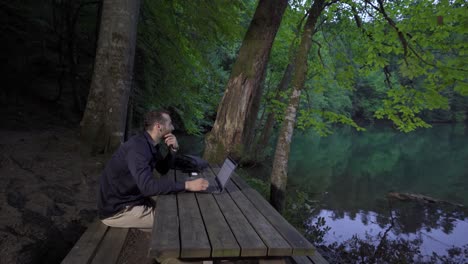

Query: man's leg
[[102, 205, 154, 232]]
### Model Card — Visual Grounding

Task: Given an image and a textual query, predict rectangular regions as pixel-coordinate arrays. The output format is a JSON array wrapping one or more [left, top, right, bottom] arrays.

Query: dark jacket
[[98, 131, 185, 219]]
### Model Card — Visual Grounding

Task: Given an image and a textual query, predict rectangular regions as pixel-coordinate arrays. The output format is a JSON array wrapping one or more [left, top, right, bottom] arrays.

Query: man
[[98, 110, 209, 231]]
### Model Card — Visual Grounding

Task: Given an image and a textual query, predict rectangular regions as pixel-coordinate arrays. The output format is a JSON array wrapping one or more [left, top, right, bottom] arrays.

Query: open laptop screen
[[217, 157, 237, 188]]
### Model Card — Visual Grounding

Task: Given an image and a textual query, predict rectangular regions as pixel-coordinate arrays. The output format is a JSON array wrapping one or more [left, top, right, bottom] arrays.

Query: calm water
[[178, 124, 468, 258]]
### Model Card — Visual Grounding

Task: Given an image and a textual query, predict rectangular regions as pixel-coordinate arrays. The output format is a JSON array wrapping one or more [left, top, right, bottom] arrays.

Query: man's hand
[[185, 178, 209, 192], [163, 133, 179, 151]]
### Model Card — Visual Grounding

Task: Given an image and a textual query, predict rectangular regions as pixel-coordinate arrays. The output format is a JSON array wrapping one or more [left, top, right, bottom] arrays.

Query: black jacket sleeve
[[126, 148, 184, 196], [155, 149, 176, 175]]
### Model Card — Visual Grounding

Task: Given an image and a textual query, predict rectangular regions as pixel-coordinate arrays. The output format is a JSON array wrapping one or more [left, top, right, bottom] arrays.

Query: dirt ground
[[0, 100, 106, 263]]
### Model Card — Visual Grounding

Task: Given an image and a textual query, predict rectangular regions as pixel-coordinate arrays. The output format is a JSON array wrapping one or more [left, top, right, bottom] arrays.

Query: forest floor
[[0, 98, 154, 264], [0, 98, 101, 263]]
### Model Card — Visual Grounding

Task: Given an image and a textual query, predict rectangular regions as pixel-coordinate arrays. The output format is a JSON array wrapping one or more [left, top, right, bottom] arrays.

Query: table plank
[[196, 193, 240, 257], [150, 195, 180, 260], [230, 174, 315, 255], [177, 179, 211, 258], [218, 169, 292, 256], [203, 169, 267, 257]]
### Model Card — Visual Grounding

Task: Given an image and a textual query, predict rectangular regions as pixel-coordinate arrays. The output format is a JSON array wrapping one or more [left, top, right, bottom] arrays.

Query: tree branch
[[312, 39, 325, 67], [368, 0, 409, 63]]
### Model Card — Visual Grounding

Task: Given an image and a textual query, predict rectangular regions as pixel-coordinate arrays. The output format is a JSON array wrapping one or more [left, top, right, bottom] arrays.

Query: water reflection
[[286, 124, 468, 257]]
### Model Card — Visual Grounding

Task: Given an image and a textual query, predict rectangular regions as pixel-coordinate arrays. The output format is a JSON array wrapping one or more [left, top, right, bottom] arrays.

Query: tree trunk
[[256, 63, 295, 156], [204, 0, 288, 163], [270, 0, 325, 213], [80, 0, 140, 154]]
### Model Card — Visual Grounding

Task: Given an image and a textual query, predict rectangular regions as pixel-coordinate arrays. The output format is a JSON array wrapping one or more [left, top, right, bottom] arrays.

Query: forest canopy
[[1, 0, 467, 134]]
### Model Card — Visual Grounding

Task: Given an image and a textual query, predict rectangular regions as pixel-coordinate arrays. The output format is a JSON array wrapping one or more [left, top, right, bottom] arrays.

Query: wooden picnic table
[[150, 165, 321, 263]]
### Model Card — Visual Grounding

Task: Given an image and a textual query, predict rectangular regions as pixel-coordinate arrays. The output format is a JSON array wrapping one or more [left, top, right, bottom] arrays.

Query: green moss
[[203, 132, 228, 164]]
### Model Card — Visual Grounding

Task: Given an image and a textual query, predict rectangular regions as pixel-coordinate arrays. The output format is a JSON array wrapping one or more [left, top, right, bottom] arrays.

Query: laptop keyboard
[[206, 177, 219, 191]]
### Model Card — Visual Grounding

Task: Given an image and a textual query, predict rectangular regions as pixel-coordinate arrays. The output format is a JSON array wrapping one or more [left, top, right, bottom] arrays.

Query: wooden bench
[[61, 220, 129, 264]]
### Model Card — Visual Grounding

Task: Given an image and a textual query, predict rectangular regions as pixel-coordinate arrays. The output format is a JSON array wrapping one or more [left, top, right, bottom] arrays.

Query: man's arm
[[155, 133, 179, 174], [127, 148, 184, 196], [154, 148, 175, 175], [127, 148, 209, 195]]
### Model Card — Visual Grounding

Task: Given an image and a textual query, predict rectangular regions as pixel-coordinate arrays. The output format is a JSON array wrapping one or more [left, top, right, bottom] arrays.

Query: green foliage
[[297, 108, 365, 136], [260, 0, 468, 136], [352, 70, 389, 121], [38, 0, 465, 135], [243, 175, 270, 199], [374, 84, 448, 132], [263, 88, 292, 124], [265, 0, 468, 134], [349, 0, 468, 131], [137, 0, 249, 134]]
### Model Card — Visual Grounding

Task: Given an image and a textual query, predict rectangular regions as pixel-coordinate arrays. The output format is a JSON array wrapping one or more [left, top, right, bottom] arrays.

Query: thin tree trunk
[[270, 0, 325, 213], [80, 0, 140, 154], [204, 0, 288, 163], [257, 63, 295, 154]]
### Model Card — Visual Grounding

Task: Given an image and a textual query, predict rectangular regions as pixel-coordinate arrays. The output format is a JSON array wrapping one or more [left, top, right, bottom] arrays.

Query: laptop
[[194, 157, 237, 194]]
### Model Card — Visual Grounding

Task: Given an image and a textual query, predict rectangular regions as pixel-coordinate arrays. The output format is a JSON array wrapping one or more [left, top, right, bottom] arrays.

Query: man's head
[[144, 110, 174, 139]]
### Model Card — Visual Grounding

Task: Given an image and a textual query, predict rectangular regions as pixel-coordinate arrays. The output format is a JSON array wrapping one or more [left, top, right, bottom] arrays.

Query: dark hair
[[144, 110, 170, 131]]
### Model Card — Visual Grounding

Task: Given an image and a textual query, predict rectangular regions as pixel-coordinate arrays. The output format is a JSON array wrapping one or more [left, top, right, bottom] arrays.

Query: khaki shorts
[[102, 204, 155, 232]]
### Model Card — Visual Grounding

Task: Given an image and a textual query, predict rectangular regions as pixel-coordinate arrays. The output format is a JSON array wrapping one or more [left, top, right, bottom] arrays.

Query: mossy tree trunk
[[204, 0, 288, 163], [270, 0, 325, 213], [80, 0, 140, 154]]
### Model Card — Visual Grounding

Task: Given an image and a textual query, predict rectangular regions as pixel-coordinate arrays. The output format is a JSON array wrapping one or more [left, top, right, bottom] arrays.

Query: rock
[[42, 185, 76, 206], [79, 209, 98, 223], [47, 204, 65, 217], [7, 191, 26, 209]]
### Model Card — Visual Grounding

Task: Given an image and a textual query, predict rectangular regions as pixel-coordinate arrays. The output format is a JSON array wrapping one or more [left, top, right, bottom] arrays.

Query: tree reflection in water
[[298, 200, 468, 263]]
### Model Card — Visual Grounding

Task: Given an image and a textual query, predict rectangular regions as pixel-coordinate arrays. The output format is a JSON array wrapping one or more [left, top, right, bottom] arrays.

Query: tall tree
[[80, 0, 140, 154], [203, 0, 288, 163], [270, 0, 326, 212]]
